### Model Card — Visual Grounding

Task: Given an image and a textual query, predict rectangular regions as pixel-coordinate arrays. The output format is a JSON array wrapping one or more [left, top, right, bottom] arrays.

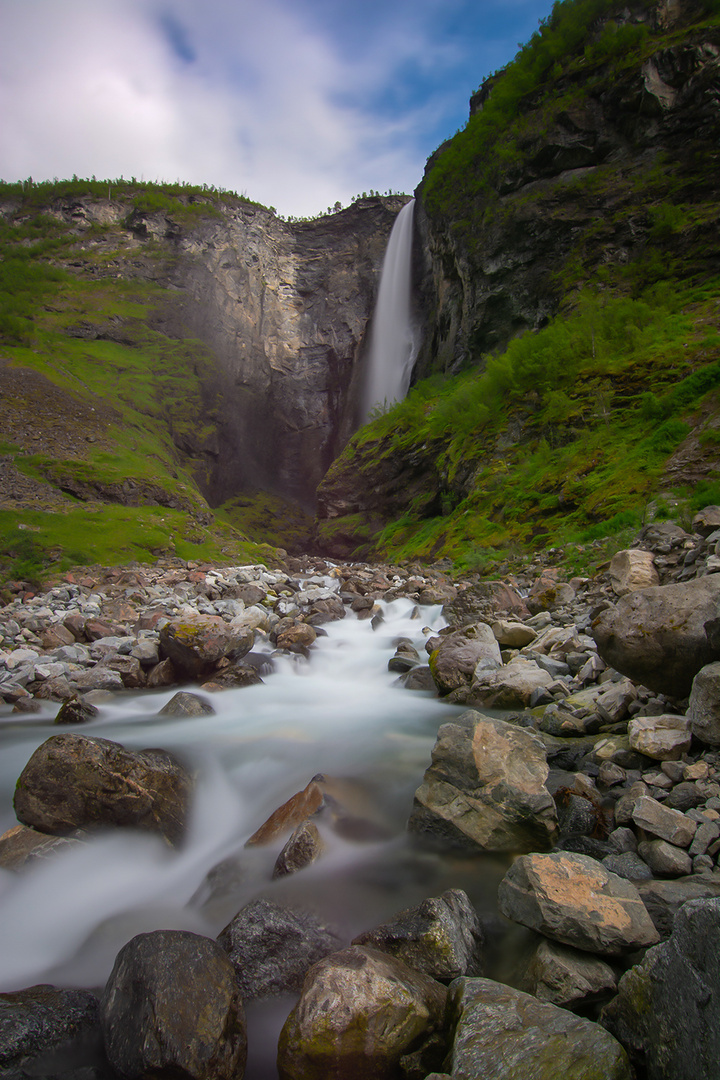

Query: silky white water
[[0, 595, 501, 997], [362, 199, 419, 419]]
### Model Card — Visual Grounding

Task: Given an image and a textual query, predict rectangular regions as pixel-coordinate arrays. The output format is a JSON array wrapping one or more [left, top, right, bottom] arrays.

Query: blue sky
[[1, 0, 553, 217]]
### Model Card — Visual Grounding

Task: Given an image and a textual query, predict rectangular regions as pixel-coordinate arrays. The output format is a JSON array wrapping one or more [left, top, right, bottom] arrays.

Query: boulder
[[460, 657, 556, 709], [628, 713, 692, 760], [0, 823, 84, 871], [637, 838, 693, 877], [218, 898, 344, 999], [631, 796, 697, 847], [13, 733, 192, 846], [159, 616, 254, 678], [692, 505, 720, 536], [0, 985, 99, 1073], [591, 576, 720, 698], [428, 625, 501, 695], [157, 690, 216, 717], [54, 695, 99, 725], [498, 851, 660, 955], [637, 876, 720, 938], [352, 889, 485, 982], [601, 897, 720, 1079], [445, 977, 632, 1079], [101, 929, 246, 1080], [277, 945, 447, 1080], [442, 582, 529, 626], [688, 661, 720, 746], [608, 549, 659, 597], [521, 938, 618, 1008], [245, 777, 324, 846], [491, 619, 537, 647], [275, 622, 318, 652], [408, 711, 558, 853]]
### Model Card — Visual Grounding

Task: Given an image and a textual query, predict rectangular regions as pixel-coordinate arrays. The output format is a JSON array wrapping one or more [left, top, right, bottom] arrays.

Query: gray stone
[[428, 624, 501, 695], [521, 938, 618, 1008], [218, 899, 344, 999], [101, 929, 246, 1080], [601, 897, 720, 1079], [637, 877, 720, 938], [0, 985, 99, 1071], [445, 977, 631, 1080], [602, 851, 654, 882], [608, 548, 659, 597], [689, 661, 720, 747], [498, 851, 660, 955], [157, 691, 216, 717], [352, 889, 484, 982], [592, 576, 720, 698], [632, 796, 697, 847], [273, 821, 325, 878], [638, 838, 693, 877], [408, 711, 558, 853], [628, 713, 692, 760]]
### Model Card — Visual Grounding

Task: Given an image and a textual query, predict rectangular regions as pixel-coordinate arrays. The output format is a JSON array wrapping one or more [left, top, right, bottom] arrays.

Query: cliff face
[[2, 191, 404, 511], [316, 0, 720, 564], [147, 197, 407, 506], [413, 0, 720, 376]]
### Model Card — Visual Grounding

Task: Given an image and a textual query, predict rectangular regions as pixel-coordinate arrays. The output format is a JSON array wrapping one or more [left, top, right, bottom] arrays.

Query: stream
[[0, 592, 515, 1077]]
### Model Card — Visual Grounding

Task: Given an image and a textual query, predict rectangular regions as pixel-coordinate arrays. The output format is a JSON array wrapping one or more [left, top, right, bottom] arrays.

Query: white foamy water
[[362, 199, 419, 419], [0, 596, 481, 994]]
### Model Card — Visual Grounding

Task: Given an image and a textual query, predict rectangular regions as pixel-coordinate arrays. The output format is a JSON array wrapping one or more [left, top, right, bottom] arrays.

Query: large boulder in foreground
[[408, 712, 558, 853], [601, 897, 720, 1079], [591, 576, 720, 698], [498, 851, 660, 956], [445, 977, 632, 1080], [13, 733, 192, 846], [101, 930, 247, 1080], [277, 945, 447, 1080]]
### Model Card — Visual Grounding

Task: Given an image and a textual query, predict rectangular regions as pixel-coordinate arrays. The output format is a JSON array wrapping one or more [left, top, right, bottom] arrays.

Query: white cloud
[[0, 0, 550, 216]]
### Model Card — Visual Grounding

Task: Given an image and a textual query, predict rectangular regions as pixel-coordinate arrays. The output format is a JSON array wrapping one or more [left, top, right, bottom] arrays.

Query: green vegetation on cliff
[[316, 0, 720, 571]]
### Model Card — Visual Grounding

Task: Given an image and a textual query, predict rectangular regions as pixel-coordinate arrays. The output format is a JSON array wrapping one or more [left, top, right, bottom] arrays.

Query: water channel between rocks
[[0, 591, 519, 1078]]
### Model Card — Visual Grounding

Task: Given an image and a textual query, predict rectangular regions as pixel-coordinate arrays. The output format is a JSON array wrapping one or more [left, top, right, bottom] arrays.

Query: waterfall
[[362, 199, 418, 420]]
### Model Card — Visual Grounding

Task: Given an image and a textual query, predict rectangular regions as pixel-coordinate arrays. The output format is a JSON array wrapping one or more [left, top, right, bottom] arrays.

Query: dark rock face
[[601, 897, 720, 1079], [101, 930, 247, 1080], [0, 985, 100, 1073], [13, 734, 192, 846], [156, 197, 408, 506], [217, 899, 344, 1000], [446, 977, 632, 1080]]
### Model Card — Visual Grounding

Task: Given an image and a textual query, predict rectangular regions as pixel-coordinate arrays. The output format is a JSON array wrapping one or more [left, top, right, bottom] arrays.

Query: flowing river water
[[0, 590, 516, 1077]]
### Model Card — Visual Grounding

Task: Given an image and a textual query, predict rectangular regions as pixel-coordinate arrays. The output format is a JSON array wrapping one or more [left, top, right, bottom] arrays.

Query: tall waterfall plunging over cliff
[[362, 199, 418, 420]]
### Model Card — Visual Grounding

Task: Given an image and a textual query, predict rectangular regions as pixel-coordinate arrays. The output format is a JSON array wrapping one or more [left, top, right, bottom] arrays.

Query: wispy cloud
[[0, 0, 551, 216]]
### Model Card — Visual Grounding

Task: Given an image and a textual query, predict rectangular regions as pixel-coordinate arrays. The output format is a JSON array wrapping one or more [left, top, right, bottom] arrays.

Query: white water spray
[[362, 199, 418, 420]]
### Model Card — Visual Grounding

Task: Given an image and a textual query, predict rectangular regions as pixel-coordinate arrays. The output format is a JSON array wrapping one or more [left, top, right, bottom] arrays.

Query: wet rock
[[54, 695, 99, 725], [101, 929, 246, 1080], [408, 711, 558, 853], [277, 945, 447, 1080], [0, 984, 100, 1073], [445, 977, 631, 1079], [352, 889, 484, 982], [591, 576, 720, 698], [157, 690, 216, 717], [0, 822, 85, 871], [521, 938, 618, 1008], [13, 733, 192, 846], [245, 777, 324, 846], [498, 851, 660, 955], [601, 898, 720, 1079], [273, 821, 325, 878], [159, 615, 254, 678], [218, 899, 344, 999]]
